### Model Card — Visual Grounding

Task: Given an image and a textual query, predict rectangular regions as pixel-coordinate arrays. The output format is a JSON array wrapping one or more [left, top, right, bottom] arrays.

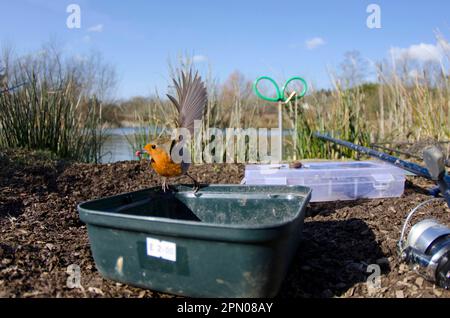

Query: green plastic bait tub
[[77, 184, 311, 298]]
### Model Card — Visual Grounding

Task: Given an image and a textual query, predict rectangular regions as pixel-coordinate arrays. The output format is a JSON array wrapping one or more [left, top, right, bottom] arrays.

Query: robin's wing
[[169, 138, 177, 155], [154, 137, 183, 159], [166, 70, 207, 135]]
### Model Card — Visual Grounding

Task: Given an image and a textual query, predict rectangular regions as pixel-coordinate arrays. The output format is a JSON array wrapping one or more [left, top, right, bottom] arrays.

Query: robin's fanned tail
[[137, 70, 207, 192]]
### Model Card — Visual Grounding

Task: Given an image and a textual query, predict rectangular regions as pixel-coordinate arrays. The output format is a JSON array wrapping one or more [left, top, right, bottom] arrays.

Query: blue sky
[[0, 0, 449, 99]]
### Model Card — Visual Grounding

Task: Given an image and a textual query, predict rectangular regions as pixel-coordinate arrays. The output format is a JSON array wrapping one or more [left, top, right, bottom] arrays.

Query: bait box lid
[[244, 161, 406, 202]]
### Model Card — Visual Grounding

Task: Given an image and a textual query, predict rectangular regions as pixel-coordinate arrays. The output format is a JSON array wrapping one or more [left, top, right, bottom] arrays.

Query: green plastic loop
[[253, 76, 282, 102], [282, 76, 308, 100], [253, 75, 308, 103]]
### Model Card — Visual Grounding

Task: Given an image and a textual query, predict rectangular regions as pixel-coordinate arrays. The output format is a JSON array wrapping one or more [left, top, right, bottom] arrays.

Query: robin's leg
[[185, 172, 199, 193], [161, 177, 169, 192]]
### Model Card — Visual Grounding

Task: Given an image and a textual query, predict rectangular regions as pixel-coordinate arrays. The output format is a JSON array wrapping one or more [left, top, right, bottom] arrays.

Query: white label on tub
[[146, 238, 176, 262]]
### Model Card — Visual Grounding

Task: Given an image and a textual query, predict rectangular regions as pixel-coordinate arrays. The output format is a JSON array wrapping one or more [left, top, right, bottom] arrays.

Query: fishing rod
[[370, 143, 450, 168], [314, 132, 450, 289], [371, 143, 422, 160], [314, 132, 434, 179]]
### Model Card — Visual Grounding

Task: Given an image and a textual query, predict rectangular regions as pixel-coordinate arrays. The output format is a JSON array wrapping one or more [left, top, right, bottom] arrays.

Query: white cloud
[[87, 24, 104, 33], [305, 37, 325, 50], [389, 42, 447, 63], [193, 55, 207, 63]]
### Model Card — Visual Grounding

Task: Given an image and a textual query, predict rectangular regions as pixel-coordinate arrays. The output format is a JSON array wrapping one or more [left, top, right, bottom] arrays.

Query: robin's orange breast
[[150, 153, 183, 177]]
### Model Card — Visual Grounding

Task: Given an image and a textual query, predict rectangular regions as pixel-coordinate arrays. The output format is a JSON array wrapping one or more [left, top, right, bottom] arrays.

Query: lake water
[[100, 127, 145, 163], [100, 127, 297, 163]]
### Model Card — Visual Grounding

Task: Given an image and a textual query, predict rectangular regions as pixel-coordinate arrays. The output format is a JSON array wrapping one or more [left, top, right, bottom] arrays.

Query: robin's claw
[[186, 172, 200, 193], [161, 177, 169, 193]]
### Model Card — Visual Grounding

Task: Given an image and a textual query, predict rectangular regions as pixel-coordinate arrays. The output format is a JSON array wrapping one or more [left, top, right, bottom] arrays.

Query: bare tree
[[339, 50, 369, 87]]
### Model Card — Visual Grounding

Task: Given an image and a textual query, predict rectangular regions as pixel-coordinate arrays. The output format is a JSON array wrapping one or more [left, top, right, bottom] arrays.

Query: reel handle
[[423, 146, 446, 181], [423, 146, 450, 209]]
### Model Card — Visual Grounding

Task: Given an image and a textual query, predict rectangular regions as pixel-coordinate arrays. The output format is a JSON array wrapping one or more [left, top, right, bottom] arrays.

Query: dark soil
[[1, 150, 449, 298]]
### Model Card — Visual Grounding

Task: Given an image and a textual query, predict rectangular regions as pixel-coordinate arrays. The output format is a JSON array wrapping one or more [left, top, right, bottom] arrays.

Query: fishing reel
[[399, 217, 450, 289], [398, 146, 450, 289]]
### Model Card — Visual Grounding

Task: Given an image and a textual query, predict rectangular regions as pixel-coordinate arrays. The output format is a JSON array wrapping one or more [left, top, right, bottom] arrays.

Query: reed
[[0, 47, 114, 162]]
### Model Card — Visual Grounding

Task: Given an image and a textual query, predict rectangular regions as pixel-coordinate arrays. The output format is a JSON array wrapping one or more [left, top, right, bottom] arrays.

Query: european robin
[[137, 70, 207, 192]]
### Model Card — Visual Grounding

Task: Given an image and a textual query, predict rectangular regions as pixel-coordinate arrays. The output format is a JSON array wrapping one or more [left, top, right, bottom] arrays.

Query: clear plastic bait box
[[244, 161, 406, 202]]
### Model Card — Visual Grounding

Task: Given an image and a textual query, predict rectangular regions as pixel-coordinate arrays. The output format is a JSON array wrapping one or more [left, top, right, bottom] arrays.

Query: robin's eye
[[151, 145, 156, 149]]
